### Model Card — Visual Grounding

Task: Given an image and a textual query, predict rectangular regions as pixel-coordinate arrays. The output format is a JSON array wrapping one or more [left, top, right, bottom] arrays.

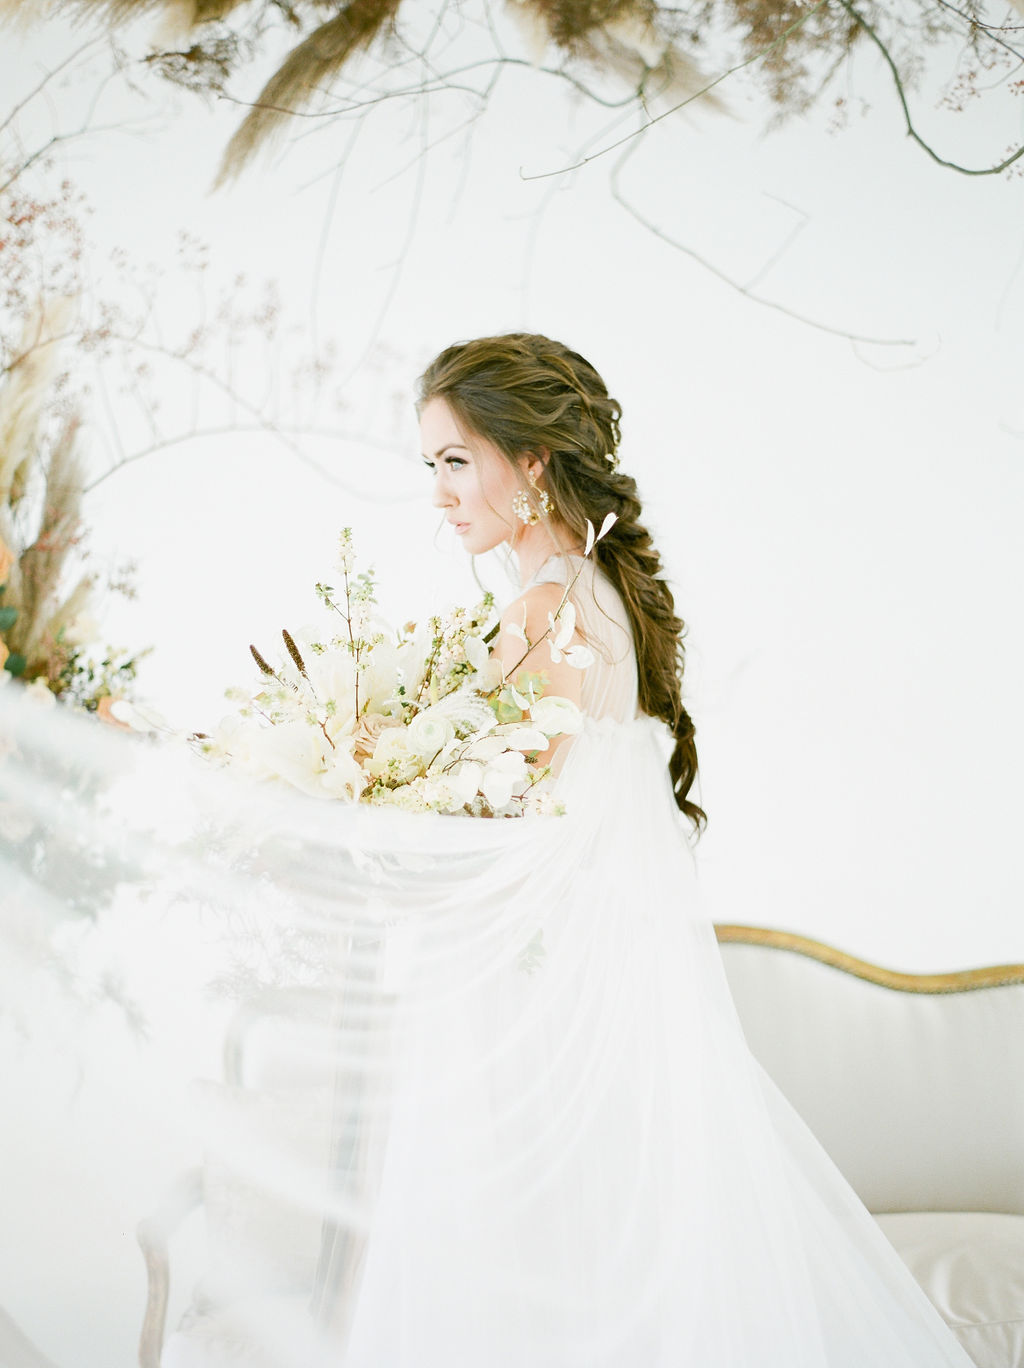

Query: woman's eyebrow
[[427, 444, 470, 458]]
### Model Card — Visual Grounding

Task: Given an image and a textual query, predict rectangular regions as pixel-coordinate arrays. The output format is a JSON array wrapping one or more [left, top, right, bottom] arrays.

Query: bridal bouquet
[[199, 522, 613, 818]]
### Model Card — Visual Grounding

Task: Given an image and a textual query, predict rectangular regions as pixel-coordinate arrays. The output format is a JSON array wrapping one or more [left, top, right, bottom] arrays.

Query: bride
[[2, 334, 975, 1368], [306, 334, 973, 1365]]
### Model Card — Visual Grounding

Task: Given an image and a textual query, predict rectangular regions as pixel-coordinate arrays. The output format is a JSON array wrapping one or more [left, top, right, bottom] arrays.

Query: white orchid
[[530, 695, 584, 738]]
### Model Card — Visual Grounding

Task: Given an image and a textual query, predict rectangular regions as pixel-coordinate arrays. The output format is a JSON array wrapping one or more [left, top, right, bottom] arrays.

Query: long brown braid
[[417, 333, 706, 833]]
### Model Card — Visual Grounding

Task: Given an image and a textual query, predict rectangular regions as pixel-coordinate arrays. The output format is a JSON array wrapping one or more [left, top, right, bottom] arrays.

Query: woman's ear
[[519, 447, 551, 480]]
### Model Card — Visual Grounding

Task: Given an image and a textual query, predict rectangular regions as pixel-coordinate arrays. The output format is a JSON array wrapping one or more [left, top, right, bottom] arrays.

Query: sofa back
[[715, 926, 1024, 1216]]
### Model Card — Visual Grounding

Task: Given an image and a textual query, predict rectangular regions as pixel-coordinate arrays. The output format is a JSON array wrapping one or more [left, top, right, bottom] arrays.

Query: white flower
[[463, 632, 489, 672], [462, 734, 512, 764], [503, 726, 548, 753], [482, 766, 518, 811], [529, 695, 584, 737], [320, 745, 366, 801], [406, 709, 455, 760], [365, 726, 423, 783], [445, 761, 483, 807]]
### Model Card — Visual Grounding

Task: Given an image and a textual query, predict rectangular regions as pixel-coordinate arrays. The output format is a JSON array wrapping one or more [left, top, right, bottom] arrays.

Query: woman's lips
[[450, 521, 469, 535]]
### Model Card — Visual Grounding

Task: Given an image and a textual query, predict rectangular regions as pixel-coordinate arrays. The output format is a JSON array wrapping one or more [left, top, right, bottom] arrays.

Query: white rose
[[529, 695, 584, 737]]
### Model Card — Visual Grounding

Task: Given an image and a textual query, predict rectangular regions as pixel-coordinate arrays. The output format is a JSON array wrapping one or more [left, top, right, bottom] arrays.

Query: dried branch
[[609, 138, 917, 349], [835, 0, 1024, 176]]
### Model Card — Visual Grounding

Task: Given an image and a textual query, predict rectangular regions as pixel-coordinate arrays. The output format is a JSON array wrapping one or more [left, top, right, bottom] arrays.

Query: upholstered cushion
[[876, 1212, 1024, 1368], [718, 942, 1024, 1214]]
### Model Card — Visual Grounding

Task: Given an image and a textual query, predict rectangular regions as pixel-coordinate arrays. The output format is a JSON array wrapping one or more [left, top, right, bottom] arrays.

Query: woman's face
[[420, 396, 524, 556]]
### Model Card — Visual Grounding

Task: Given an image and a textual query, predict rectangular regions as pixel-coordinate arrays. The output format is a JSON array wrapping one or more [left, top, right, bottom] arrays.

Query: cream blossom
[[529, 696, 584, 738], [365, 727, 424, 784], [352, 711, 401, 759], [406, 709, 455, 760]]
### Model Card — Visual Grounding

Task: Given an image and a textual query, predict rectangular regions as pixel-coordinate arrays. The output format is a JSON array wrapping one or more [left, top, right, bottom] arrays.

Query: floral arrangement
[[0, 309, 145, 716], [200, 519, 614, 817]]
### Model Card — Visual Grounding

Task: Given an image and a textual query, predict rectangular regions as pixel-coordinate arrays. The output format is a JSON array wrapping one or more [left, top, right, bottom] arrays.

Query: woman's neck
[[512, 522, 583, 586]]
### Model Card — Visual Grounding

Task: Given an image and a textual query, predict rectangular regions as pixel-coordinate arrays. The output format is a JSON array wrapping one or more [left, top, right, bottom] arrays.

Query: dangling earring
[[513, 476, 552, 526]]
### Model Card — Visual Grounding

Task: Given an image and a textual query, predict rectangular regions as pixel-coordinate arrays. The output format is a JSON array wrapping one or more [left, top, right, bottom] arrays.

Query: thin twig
[[609, 139, 916, 348], [836, 0, 1024, 175]]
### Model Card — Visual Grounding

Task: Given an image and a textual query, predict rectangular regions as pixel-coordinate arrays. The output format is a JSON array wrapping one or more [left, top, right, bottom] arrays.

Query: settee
[[139, 929, 1024, 1367], [716, 924, 1024, 1368]]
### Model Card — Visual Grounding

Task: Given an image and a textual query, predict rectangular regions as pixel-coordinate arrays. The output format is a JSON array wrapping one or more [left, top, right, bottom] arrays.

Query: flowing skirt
[[0, 699, 975, 1367]]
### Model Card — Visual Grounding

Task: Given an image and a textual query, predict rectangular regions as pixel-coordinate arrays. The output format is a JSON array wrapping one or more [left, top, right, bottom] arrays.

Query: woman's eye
[[447, 456, 466, 470]]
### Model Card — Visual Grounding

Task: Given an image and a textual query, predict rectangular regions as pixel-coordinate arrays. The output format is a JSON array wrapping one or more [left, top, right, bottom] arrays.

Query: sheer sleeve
[[525, 554, 638, 725]]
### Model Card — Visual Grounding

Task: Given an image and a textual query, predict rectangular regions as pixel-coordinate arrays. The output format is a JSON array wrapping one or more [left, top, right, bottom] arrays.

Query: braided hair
[[417, 333, 706, 833]]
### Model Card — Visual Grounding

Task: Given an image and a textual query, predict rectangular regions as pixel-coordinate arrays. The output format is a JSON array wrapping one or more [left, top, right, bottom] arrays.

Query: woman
[[311, 334, 974, 1366]]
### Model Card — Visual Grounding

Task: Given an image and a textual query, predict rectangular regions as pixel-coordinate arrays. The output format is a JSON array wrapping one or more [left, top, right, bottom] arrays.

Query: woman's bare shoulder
[[500, 581, 565, 630]]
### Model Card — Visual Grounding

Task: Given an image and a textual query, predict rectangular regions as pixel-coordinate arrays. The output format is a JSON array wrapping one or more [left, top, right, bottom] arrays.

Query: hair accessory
[[605, 450, 621, 472], [512, 484, 552, 526]]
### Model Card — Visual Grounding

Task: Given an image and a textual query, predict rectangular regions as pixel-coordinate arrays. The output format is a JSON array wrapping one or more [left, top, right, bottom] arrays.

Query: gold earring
[[513, 482, 552, 526]]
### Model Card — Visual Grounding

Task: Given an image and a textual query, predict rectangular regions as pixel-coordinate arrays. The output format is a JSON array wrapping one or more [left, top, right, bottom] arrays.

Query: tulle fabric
[[0, 552, 976, 1368]]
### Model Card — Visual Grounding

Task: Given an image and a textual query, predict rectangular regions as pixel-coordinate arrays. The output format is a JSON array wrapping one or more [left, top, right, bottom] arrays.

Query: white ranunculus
[[406, 709, 455, 759], [530, 695, 584, 737]]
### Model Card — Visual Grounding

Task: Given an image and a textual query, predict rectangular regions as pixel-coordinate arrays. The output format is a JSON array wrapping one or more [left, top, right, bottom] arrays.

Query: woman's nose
[[431, 475, 454, 509]]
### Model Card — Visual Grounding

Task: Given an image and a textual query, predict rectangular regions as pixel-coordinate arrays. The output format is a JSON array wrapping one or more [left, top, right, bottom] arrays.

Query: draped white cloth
[[0, 555, 976, 1367]]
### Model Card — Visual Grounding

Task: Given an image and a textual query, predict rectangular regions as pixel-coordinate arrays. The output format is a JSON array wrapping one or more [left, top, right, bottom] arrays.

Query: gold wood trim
[[713, 924, 1024, 994]]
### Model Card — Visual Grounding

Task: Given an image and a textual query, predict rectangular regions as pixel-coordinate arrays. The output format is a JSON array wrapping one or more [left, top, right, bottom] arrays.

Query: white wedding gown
[[0, 555, 976, 1368]]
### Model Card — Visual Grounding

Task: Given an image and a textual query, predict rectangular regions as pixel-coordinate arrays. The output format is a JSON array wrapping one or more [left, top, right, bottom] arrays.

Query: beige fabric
[[876, 1212, 1024, 1368], [718, 942, 1024, 1214]]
